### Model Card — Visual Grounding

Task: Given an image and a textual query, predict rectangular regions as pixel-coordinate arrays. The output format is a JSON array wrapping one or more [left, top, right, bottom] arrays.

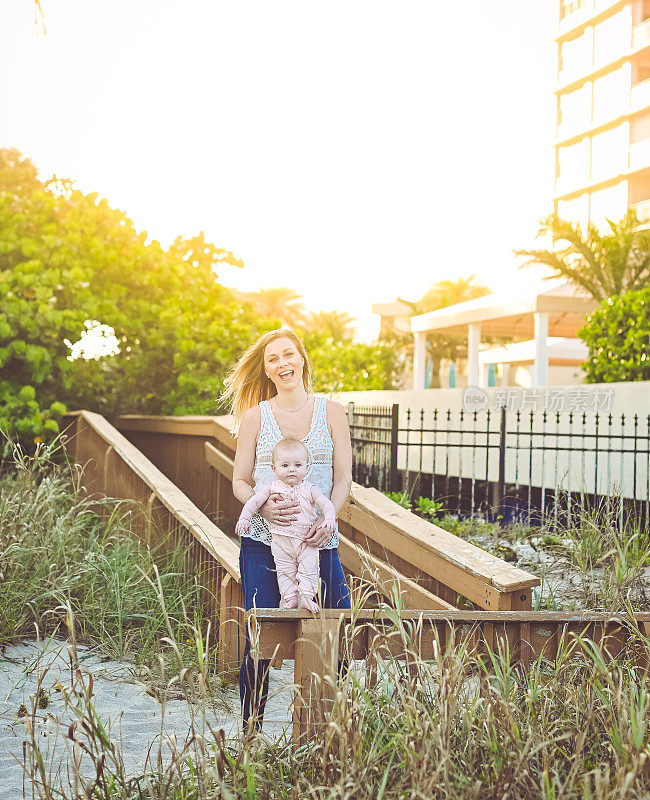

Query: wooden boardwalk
[[60, 411, 650, 744]]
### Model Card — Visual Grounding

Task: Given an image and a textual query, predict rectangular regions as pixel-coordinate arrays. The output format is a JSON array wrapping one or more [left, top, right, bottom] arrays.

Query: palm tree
[[242, 287, 306, 327], [515, 211, 650, 301], [308, 310, 356, 342], [398, 274, 491, 315], [419, 275, 491, 312]]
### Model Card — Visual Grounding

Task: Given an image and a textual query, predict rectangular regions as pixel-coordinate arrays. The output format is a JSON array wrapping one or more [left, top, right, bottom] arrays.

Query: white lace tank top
[[244, 396, 339, 549]]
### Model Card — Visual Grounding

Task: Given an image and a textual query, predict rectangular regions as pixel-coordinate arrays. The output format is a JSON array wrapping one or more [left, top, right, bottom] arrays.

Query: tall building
[[554, 0, 650, 230]]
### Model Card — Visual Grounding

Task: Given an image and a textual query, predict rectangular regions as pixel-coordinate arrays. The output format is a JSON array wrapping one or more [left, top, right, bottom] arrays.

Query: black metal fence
[[348, 403, 650, 530]]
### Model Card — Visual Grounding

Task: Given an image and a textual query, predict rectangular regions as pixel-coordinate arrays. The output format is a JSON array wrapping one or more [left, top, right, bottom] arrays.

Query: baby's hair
[[272, 438, 309, 463]]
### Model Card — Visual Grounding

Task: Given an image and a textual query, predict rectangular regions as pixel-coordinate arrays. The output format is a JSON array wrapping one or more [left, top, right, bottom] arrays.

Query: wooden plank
[[253, 610, 650, 667], [59, 413, 80, 463], [251, 609, 650, 624], [79, 411, 241, 579], [341, 500, 507, 610], [337, 534, 455, 610], [519, 622, 532, 668], [254, 608, 650, 745], [293, 618, 339, 747], [256, 618, 300, 660], [253, 609, 650, 665], [218, 574, 245, 680], [346, 485, 539, 593], [212, 415, 237, 455], [205, 441, 234, 481], [115, 415, 219, 437]]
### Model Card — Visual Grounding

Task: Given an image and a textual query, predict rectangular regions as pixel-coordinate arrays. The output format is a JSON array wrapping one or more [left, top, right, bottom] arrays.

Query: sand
[[0, 638, 293, 799]]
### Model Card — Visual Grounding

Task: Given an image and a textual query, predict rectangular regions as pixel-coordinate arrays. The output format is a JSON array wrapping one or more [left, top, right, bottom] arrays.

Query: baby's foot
[[281, 596, 299, 609], [299, 596, 318, 613]]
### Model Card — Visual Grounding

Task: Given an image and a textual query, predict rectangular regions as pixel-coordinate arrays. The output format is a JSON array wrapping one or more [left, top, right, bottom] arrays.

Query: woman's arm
[[232, 406, 298, 527], [327, 399, 353, 514], [303, 399, 352, 547], [232, 407, 260, 505]]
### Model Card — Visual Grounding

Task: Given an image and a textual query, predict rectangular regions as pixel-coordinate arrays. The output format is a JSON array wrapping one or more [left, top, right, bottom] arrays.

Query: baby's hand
[[235, 519, 251, 536], [318, 519, 335, 536]]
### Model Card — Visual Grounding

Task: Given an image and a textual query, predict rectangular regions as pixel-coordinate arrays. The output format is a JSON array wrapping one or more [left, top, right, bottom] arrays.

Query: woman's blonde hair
[[222, 328, 312, 420]]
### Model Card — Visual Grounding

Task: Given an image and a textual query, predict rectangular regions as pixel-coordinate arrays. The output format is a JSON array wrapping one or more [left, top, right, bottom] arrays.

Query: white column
[[533, 312, 549, 386], [467, 323, 481, 387], [478, 362, 487, 388], [412, 331, 427, 390], [500, 363, 510, 387]]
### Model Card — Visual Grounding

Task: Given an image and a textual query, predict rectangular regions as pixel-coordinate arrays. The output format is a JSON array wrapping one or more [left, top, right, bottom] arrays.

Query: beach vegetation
[[0, 436, 205, 671]]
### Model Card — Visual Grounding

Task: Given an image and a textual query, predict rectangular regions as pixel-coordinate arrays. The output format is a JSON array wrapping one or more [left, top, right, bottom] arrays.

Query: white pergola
[[410, 282, 597, 389]]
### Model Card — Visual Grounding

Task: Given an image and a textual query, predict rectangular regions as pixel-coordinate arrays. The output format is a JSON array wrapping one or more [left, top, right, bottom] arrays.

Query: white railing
[[629, 137, 650, 170], [633, 18, 650, 52], [631, 78, 650, 112]]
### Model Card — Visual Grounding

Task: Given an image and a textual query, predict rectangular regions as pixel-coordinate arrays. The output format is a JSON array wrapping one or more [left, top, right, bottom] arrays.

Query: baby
[[235, 438, 336, 612]]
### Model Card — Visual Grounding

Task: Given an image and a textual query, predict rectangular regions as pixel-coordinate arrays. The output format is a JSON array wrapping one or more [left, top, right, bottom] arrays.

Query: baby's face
[[272, 446, 308, 485]]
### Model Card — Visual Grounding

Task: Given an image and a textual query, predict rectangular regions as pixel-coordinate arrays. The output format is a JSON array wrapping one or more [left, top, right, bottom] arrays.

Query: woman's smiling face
[[263, 337, 304, 390]]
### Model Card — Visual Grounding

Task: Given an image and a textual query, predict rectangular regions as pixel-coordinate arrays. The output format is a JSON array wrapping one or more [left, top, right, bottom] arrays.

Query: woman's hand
[[303, 518, 335, 548], [259, 493, 300, 527]]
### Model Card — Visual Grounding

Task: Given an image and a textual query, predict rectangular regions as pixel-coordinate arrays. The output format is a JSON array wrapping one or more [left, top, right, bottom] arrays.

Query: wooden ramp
[[60, 411, 541, 668], [58, 411, 650, 744]]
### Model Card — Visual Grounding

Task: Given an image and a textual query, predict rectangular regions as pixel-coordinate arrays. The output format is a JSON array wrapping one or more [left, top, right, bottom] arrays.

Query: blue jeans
[[238, 536, 351, 729]]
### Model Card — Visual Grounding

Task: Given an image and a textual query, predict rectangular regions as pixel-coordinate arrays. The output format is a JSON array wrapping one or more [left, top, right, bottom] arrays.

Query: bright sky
[[1, 0, 557, 340]]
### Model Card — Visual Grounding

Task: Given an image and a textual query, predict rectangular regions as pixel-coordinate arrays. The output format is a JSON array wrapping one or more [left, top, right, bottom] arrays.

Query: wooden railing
[[62, 411, 245, 678], [63, 411, 540, 685], [252, 609, 650, 745], [203, 415, 540, 612], [60, 411, 650, 746], [113, 413, 539, 610]]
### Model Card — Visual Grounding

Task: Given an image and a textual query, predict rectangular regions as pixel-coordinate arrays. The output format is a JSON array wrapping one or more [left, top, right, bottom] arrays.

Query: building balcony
[[558, 17, 650, 94], [558, 0, 626, 40], [556, 118, 589, 141], [633, 18, 650, 52], [631, 199, 650, 221], [631, 78, 650, 112], [560, 0, 590, 23], [629, 137, 650, 170], [555, 172, 591, 197]]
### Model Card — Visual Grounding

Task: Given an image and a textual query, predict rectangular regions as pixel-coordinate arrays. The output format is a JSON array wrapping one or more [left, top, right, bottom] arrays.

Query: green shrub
[[0, 383, 66, 453], [579, 288, 650, 382], [415, 496, 444, 521], [385, 490, 412, 509], [0, 149, 270, 449]]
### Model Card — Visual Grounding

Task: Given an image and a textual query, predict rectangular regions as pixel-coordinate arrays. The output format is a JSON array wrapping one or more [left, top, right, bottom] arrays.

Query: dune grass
[[0, 438, 205, 670], [21, 603, 650, 799], [5, 440, 650, 798]]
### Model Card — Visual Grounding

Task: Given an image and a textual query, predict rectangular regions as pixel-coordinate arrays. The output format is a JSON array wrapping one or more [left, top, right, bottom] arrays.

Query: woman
[[223, 328, 352, 731]]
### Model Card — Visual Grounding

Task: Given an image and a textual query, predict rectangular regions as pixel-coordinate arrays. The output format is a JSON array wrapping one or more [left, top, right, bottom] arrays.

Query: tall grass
[[0, 439, 205, 670], [436, 497, 650, 612], [6, 440, 650, 797], [22, 604, 650, 799]]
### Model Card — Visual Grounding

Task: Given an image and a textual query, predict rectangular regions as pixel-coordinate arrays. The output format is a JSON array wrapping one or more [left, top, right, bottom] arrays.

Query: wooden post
[[293, 617, 340, 747], [519, 621, 532, 668], [218, 574, 244, 682]]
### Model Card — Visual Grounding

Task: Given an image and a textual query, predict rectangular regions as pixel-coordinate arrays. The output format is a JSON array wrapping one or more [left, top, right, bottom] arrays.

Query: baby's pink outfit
[[237, 478, 335, 610], [266, 479, 330, 611]]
